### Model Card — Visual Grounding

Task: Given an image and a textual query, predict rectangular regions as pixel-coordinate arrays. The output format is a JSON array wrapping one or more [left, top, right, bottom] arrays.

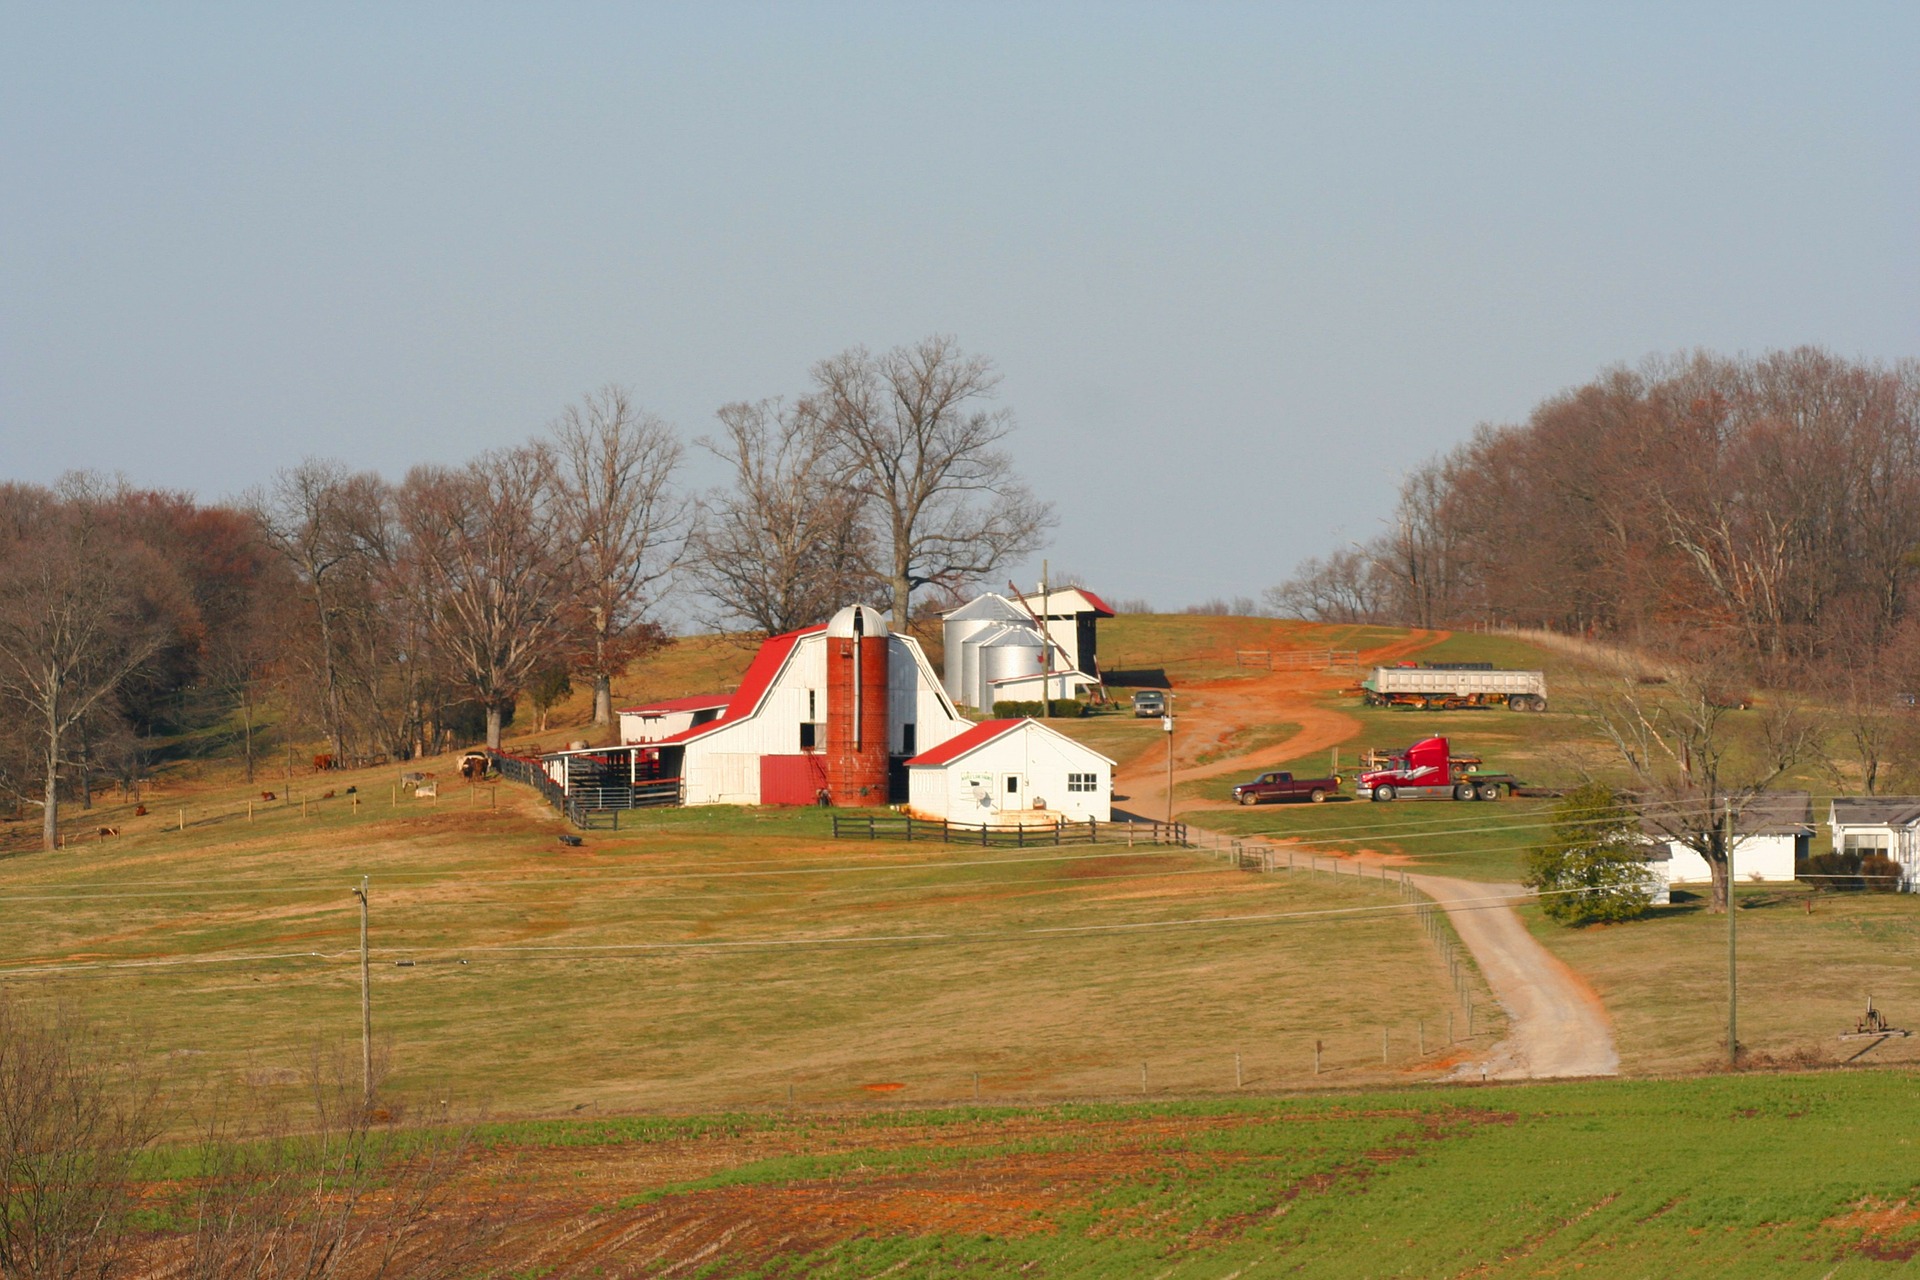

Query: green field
[[438, 1069, 1920, 1276]]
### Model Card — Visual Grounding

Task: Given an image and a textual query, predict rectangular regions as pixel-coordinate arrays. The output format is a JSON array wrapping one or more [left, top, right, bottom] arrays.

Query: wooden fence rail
[[1235, 649, 1360, 673], [829, 815, 1189, 848]]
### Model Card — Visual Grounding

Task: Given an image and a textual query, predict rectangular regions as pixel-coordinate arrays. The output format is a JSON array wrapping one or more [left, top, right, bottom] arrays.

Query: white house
[[617, 694, 730, 744], [1643, 791, 1813, 904], [905, 718, 1115, 825], [1828, 797, 1920, 892]]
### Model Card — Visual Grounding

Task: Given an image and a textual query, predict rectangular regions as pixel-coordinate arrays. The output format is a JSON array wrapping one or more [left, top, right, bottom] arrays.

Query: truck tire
[[1453, 783, 1472, 801], [1238, 791, 1258, 806], [1309, 788, 1326, 804], [1476, 783, 1502, 801], [1373, 785, 1396, 802]]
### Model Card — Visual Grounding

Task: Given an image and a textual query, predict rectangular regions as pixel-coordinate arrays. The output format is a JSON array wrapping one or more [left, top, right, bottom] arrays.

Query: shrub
[[990, 699, 1087, 718], [1800, 850, 1902, 892], [1524, 783, 1655, 925]]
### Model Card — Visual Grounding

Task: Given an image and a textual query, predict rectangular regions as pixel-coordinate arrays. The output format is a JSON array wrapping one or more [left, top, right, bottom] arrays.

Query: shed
[[618, 694, 730, 744], [1828, 796, 1920, 892], [906, 718, 1114, 824]]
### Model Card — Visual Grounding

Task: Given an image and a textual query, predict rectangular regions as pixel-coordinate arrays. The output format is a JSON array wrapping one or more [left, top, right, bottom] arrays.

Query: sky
[[3, 3, 1915, 611]]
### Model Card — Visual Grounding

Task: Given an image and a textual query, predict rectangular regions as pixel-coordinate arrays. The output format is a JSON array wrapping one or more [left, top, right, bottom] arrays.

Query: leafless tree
[[0, 993, 160, 1279], [400, 447, 574, 749], [808, 336, 1053, 621], [0, 500, 180, 850], [687, 397, 878, 634], [1579, 645, 1825, 912], [1265, 548, 1393, 623], [551, 387, 690, 724]]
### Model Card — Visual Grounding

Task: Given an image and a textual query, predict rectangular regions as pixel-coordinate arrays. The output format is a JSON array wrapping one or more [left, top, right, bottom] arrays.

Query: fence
[[1235, 649, 1360, 674], [829, 814, 1188, 848], [489, 750, 681, 830]]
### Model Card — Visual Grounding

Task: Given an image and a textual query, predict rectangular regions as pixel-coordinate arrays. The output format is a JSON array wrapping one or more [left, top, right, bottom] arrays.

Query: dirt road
[[1112, 634, 1618, 1080], [1407, 875, 1619, 1078]]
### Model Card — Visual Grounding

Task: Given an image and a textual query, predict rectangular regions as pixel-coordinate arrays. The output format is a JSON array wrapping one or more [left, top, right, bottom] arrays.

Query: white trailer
[[1362, 667, 1548, 712]]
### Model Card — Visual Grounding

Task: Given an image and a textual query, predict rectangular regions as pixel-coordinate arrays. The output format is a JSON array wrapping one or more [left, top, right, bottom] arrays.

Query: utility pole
[[1163, 693, 1176, 825], [353, 876, 372, 1104], [1040, 560, 1050, 716], [1725, 804, 1738, 1068]]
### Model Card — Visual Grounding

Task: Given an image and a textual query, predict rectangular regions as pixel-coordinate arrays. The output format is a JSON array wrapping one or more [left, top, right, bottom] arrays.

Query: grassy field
[[0, 752, 1501, 1118], [1521, 884, 1920, 1075], [394, 1069, 1920, 1276]]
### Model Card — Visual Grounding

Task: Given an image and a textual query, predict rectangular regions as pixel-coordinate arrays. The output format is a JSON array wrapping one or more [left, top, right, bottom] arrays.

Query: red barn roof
[[904, 719, 1025, 766], [653, 624, 826, 745]]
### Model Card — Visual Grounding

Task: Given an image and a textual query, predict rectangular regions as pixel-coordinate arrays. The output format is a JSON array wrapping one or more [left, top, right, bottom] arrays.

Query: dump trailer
[[1357, 736, 1526, 801], [1361, 664, 1548, 712]]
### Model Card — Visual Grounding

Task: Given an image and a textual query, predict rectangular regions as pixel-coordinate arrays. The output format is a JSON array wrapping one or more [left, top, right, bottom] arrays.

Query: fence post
[[1314, 1039, 1322, 1075], [1235, 1052, 1243, 1089], [1419, 1019, 1426, 1056], [1382, 1028, 1389, 1064]]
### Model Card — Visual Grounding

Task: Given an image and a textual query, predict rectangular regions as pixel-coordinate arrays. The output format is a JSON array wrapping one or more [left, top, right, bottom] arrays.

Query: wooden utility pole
[[1725, 805, 1738, 1068], [1163, 693, 1176, 825], [353, 876, 372, 1104], [1040, 560, 1050, 716]]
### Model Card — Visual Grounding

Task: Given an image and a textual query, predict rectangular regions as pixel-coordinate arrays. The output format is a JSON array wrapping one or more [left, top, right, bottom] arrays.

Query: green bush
[[1800, 850, 1902, 892], [1524, 783, 1655, 925], [989, 699, 1087, 718]]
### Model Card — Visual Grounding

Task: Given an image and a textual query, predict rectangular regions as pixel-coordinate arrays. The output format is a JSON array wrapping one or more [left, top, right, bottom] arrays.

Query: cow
[[260, 791, 277, 801], [313, 753, 334, 772]]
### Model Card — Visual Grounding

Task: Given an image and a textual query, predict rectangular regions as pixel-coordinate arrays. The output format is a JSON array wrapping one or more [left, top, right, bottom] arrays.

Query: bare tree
[[0, 501, 180, 850], [400, 447, 573, 749], [808, 336, 1053, 620], [687, 397, 878, 634], [551, 387, 690, 724], [1580, 647, 1825, 912], [0, 993, 159, 1279], [1265, 548, 1393, 623]]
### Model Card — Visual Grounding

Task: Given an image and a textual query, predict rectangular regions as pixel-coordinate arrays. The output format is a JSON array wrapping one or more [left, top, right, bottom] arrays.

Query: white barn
[[1643, 792, 1813, 904], [906, 718, 1115, 825], [1828, 797, 1920, 892]]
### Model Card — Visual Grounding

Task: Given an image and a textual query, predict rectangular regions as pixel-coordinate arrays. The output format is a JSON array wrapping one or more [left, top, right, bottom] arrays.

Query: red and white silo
[[825, 603, 891, 804]]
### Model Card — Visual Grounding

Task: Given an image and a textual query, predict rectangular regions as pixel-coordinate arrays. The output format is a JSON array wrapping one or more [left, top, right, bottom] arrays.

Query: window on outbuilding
[[1068, 772, 1097, 792]]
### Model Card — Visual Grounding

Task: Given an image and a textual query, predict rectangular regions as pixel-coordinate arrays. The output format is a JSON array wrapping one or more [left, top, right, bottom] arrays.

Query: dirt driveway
[[1113, 637, 1617, 1081]]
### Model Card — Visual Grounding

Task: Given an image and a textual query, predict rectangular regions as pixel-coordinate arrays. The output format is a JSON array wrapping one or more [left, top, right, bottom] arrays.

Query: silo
[[824, 603, 891, 804], [943, 595, 1030, 707], [977, 626, 1047, 710]]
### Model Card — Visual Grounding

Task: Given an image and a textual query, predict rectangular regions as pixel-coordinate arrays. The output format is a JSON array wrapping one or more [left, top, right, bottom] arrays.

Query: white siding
[[909, 722, 1112, 823], [1658, 834, 1797, 885]]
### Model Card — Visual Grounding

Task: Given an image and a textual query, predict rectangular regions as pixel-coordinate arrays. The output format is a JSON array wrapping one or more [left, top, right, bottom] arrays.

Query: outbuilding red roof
[[617, 693, 731, 715], [652, 624, 827, 745], [904, 719, 1025, 767]]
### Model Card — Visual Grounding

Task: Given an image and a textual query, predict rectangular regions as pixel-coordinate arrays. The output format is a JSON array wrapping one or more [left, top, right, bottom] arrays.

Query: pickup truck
[[1230, 770, 1342, 805]]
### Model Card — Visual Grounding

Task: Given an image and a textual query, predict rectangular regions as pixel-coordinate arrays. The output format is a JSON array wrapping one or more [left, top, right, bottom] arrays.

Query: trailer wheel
[[1373, 785, 1396, 802], [1238, 791, 1258, 806], [1476, 783, 1503, 801], [1309, 788, 1326, 803]]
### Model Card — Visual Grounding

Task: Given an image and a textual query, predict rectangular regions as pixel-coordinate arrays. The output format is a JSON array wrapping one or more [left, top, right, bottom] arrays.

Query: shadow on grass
[[1104, 668, 1171, 689]]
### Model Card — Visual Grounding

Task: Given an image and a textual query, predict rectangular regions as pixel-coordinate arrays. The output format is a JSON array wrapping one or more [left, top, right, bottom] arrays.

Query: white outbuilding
[[1642, 791, 1813, 904], [905, 718, 1115, 825], [1828, 797, 1920, 891]]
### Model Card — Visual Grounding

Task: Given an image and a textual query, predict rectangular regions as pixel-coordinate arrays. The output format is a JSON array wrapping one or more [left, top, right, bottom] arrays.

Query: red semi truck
[[1357, 736, 1524, 802]]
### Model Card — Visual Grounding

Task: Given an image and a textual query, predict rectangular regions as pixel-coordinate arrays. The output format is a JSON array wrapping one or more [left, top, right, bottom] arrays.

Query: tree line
[[1271, 346, 1920, 678], [0, 336, 1050, 850]]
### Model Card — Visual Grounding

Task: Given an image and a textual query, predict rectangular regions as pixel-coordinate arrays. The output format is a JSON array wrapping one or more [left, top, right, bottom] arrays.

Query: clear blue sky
[[3, 4, 1915, 609]]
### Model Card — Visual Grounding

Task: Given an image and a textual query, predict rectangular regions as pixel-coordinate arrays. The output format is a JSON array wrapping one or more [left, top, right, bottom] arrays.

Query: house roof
[[1830, 796, 1920, 829], [1020, 587, 1114, 618], [1640, 790, 1814, 840], [618, 694, 731, 715], [906, 717, 1116, 768], [652, 624, 826, 746]]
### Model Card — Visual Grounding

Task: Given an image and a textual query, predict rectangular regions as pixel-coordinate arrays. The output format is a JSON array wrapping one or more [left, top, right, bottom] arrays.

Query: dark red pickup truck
[[1230, 771, 1342, 805]]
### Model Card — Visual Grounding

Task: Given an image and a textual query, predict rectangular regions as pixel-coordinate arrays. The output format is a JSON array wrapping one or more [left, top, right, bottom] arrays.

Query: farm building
[[542, 603, 972, 808], [906, 717, 1115, 824], [1827, 797, 1920, 892], [941, 586, 1111, 710], [617, 694, 729, 744], [1642, 791, 1813, 904]]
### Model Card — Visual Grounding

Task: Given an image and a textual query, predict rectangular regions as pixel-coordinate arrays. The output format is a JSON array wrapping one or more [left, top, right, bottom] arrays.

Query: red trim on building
[[617, 693, 731, 715]]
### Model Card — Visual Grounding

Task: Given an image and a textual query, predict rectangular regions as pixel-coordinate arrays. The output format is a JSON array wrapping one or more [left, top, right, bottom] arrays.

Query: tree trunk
[[42, 740, 59, 852], [593, 674, 612, 727], [485, 704, 504, 750], [1707, 855, 1729, 914], [890, 570, 912, 625]]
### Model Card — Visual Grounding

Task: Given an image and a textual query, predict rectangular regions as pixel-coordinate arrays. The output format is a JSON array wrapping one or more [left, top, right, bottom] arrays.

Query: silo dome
[[825, 603, 890, 639]]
